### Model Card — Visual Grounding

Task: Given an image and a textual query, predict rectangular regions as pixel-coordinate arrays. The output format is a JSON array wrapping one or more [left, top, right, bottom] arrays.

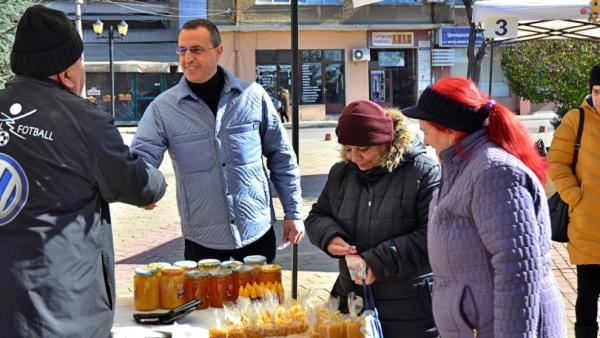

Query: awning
[[84, 61, 171, 73]]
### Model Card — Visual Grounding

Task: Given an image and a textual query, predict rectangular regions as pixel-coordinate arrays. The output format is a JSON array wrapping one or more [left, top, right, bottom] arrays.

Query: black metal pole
[[291, 0, 299, 300], [109, 26, 115, 118], [488, 39, 494, 97]]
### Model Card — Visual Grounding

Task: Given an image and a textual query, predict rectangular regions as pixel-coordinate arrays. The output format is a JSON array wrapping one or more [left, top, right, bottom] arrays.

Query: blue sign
[[0, 153, 28, 226], [439, 27, 484, 47], [179, 0, 207, 29]]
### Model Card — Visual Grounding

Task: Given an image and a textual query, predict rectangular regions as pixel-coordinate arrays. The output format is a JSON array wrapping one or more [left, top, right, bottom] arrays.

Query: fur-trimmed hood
[[340, 109, 424, 172]]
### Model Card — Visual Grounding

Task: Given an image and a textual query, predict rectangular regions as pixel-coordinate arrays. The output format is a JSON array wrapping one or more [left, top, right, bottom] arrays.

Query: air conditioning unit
[[351, 48, 371, 62]]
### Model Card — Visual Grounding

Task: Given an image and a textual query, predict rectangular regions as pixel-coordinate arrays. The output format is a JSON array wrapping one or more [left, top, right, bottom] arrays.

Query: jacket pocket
[[101, 252, 114, 310], [458, 285, 479, 337], [225, 122, 262, 165], [170, 133, 214, 174]]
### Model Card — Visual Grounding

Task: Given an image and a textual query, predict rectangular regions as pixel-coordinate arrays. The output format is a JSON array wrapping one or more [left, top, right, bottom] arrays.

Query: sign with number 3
[[483, 16, 519, 39]]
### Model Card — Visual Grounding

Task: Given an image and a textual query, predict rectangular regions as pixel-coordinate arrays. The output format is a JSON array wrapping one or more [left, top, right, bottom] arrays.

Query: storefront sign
[[438, 27, 484, 47], [417, 40, 431, 91], [432, 49, 456, 67], [371, 32, 414, 48]]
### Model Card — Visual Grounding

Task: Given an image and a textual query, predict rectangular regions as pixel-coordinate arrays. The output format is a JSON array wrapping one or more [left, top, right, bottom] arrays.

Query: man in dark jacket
[[306, 101, 440, 337], [0, 5, 166, 337]]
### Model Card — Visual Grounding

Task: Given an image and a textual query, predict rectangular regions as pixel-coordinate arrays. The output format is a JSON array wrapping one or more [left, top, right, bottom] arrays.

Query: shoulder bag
[[548, 107, 584, 243]]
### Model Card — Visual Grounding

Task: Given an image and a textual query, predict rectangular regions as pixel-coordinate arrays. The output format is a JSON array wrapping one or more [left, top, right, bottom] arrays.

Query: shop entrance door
[[369, 49, 417, 109]]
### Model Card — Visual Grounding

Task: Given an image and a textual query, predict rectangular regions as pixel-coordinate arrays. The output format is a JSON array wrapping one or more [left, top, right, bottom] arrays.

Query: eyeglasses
[[176, 46, 219, 56]]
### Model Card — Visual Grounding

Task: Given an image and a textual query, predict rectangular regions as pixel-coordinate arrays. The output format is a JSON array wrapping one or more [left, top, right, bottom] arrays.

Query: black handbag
[[549, 107, 584, 243]]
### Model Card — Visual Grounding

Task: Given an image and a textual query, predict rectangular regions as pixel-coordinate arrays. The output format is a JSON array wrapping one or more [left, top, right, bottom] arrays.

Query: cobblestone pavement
[[112, 121, 594, 336]]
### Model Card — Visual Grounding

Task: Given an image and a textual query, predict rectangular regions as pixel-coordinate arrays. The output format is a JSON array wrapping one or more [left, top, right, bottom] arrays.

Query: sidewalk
[[112, 120, 588, 337]]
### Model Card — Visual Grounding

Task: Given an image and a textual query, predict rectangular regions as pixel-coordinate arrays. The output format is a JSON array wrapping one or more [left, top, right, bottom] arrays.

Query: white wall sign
[[483, 16, 519, 39], [418, 40, 431, 91]]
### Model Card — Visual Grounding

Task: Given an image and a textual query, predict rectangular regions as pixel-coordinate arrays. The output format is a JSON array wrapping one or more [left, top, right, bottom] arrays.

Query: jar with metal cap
[[133, 267, 159, 311], [221, 260, 243, 270], [243, 255, 266, 280], [147, 262, 172, 277], [184, 270, 210, 309], [232, 265, 254, 301], [258, 264, 282, 284], [159, 266, 185, 310], [197, 259, 221, 272], [174, 260, 197, 270], [209, 269, 233, 308]]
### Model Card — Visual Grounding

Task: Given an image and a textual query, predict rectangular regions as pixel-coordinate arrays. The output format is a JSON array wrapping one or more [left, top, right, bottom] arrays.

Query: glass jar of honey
[[133, 267, 159, 311], [258, 264, 282, 284], [159, 266, 185, 310], [232, 265, 253, 301], [174, 260, 197, 270], [147, 262, 171, 277], [197, 259, 221, 272], [184, 270, 210, 309], [243, 255, 266, 281], [209, 269, 233, 308], [221, 260, 243, 270]]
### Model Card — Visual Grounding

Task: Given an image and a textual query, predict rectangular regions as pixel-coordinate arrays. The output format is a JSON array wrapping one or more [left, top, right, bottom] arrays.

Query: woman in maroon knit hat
[[305, 100, 440, 337]]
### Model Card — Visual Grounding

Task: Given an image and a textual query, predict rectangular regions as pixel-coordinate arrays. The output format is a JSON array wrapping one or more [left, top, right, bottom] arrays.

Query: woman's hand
[[327, 236, 357, 256], [354, 266, 376, 286]]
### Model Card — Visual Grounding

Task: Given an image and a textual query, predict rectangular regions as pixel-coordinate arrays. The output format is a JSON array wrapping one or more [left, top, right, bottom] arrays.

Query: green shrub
[[501, 39, 600, 121]]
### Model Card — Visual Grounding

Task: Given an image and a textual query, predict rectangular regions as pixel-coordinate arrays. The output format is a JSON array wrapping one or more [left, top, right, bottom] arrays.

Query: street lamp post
[[92, 19, 128, 118]]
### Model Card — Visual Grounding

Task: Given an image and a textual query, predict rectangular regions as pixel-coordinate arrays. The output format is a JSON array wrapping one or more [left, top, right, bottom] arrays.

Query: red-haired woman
[[403, 77, 566, 338]]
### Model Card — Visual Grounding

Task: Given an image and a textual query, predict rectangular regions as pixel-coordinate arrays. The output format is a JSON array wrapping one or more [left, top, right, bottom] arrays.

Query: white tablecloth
[[112, 296, 213, 338]]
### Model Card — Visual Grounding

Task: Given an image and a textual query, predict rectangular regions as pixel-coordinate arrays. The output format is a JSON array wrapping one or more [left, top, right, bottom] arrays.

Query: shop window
[[137, 73, 162, 98], [166, 67, 184, 88], [256, 49, 345, 112], [323, 50, 342, 62]]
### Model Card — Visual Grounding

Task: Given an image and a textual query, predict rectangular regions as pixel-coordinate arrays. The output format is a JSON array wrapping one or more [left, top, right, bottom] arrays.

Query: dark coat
[[0, 76, 166, 338], [306, 112, 440, 337]]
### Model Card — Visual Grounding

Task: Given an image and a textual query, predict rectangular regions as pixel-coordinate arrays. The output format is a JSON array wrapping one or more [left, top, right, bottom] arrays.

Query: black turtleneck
[[187, 67, 225, 116]]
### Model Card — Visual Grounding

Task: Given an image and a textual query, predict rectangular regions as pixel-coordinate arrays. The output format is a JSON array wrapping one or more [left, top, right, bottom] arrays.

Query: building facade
[[48, 0, 515, 123]]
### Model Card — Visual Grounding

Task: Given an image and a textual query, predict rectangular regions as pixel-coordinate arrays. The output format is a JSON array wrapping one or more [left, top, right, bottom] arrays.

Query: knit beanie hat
[[11, 4, 83, 77], [336, 100, 394, 146], [590, 64, 600, 92], [403, 87, 490, 133]]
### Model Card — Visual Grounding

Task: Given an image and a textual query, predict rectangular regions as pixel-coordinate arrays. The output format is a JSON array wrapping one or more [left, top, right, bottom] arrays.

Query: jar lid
[[134, 266, 156, 276], [260, 264, 282, 273], [233, 265, 254, 275], [186, 270, 210, 279], [197, 259, 221, 269], [243, 255, 266, 264], [221, 260, 243, 270], [160, 266, 184, 275], [210, 268, 233, 278], [174, 260, 197, 269], [148, 262, 172, 270]]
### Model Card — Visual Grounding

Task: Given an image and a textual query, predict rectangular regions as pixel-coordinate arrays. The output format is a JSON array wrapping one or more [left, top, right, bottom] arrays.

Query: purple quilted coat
[[428, 130, 567, 338]]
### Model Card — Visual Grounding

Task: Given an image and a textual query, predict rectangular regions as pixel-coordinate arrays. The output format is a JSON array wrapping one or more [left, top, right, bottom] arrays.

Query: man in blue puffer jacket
[[132, 19, 304, 262]]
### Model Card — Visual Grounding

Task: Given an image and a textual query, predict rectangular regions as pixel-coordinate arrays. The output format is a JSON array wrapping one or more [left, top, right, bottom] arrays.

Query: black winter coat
[[0, 76, 166, 337], [306, 131, 440, 337]]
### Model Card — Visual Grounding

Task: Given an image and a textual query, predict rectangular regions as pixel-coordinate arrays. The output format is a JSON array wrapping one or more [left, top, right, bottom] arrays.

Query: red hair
[[429, 77, 547, 184]]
